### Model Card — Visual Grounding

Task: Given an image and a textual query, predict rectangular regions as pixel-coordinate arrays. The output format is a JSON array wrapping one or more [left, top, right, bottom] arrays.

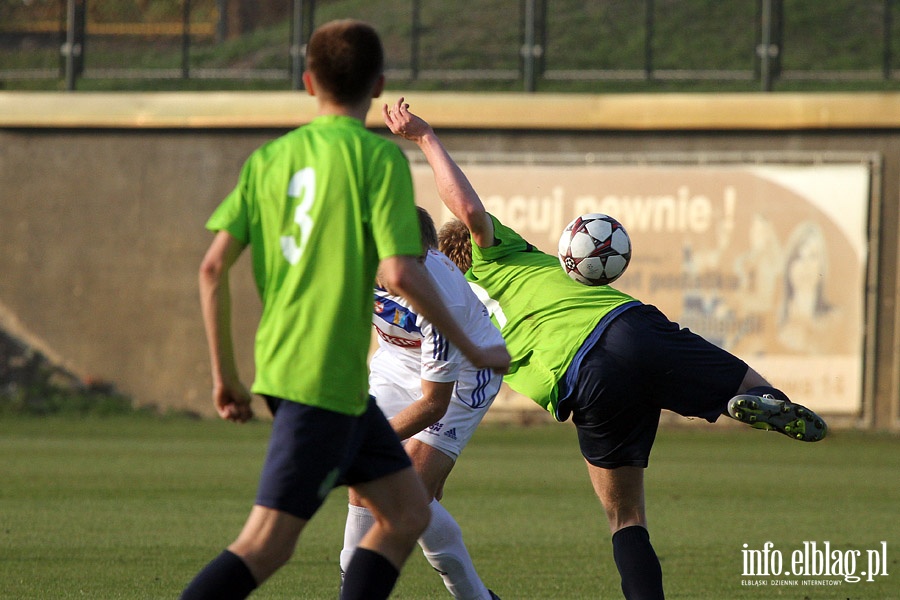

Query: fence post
[[522, 0, 540, 92], [644, 0, 654, 80], [757, 0, 778, 91], [291, 0, 303, 90], [410, 0, 420, 80], [62, 0, 85, 92], [216, 0, 227, 43], [885, 0, 893, 79], [181, 0, 191, 79], [290, 0, 314, 90]]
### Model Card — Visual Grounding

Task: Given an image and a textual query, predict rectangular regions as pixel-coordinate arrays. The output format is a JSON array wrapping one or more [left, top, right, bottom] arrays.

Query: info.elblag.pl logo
[[740, 541, 889, 588]]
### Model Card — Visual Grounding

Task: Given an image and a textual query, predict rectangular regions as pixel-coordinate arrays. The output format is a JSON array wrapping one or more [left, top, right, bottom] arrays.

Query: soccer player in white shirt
[[340, 207, 504, 600]]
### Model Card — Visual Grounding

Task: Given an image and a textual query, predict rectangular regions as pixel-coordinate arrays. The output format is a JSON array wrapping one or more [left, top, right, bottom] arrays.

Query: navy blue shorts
[[568, 304, 748, 469], [256, 396, 411, 520]]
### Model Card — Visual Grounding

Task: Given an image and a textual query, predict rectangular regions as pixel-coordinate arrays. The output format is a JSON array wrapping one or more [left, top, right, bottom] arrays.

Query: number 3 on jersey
[[281, 168, 316, 265]]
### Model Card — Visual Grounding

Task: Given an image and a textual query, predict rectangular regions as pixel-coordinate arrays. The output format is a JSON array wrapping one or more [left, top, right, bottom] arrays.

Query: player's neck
[[316, 98, 372, 123]]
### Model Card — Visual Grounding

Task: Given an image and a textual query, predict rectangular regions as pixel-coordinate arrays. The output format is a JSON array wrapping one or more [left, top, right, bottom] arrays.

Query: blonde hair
[[438, 219, 472, 273]]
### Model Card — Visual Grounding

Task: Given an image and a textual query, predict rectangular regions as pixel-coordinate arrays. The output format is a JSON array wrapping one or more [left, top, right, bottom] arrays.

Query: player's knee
[[410, 501, 433, 538], [388, 500, 431, 541], [266, 547, 295, 574], [369, 503, 430, 544]]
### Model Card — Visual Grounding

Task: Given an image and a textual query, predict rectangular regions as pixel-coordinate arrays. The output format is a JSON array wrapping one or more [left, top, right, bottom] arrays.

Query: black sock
[[745, 385, 789, 401], [179, 549, 258, 600], [340, 548, 399, 600], [612, 525, 664, 600]]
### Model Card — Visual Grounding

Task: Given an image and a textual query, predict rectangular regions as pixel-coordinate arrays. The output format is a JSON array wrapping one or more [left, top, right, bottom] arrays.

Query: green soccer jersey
[[467, 215, 636, 419], [206, 115, 422, 416]]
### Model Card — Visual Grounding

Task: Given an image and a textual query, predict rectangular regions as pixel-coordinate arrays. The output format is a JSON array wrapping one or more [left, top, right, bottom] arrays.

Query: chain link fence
[[2, 0, 899, 92]]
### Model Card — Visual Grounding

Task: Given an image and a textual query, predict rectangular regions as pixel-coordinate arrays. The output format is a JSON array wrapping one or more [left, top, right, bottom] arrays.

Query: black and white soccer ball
[[557, 213, 632, 286]]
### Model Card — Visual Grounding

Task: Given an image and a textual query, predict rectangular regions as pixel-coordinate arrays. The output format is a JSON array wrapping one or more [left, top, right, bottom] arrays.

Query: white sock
[[419, 500, 492, 600], [340, 504, 376, 577]]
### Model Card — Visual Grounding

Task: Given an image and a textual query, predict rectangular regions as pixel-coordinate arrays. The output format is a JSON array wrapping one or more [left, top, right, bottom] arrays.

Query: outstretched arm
[[383, 98, 496, 249]]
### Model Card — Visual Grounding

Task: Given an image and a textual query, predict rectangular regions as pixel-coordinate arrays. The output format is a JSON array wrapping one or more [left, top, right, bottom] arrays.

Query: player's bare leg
[[586, 463, 664, 600], [228, 505, 306, 583], [341, 466, 430, 600], [405, 439, 454, 498], [179, 505, 305, 599], [352, 465, 430, 566], [587, 463, 646, 533]]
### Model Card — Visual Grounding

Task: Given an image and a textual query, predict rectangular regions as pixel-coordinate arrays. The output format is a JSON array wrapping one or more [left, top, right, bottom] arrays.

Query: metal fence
[[2, 0, 899, 92]]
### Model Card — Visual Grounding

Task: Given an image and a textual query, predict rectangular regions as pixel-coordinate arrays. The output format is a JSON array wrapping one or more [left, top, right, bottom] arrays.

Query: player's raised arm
[[383, 98, 496, 249]]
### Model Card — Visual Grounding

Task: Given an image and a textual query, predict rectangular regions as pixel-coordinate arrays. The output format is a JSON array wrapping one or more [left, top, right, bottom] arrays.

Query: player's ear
[[371, 74, 385, 99], [302, 71, 316, 96]]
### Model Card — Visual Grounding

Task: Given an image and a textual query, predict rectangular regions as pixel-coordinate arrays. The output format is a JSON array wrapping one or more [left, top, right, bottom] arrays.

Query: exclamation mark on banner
[[721, 186, 737, 244]]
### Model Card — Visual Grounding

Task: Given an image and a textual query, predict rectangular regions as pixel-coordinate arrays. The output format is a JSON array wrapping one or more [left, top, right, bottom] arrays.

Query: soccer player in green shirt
[[181, 22, 509, 600], [383, 98, 826, 600]]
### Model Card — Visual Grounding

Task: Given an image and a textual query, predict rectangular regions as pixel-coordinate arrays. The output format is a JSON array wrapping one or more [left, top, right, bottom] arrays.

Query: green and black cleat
[[727, 394, 827, 442]]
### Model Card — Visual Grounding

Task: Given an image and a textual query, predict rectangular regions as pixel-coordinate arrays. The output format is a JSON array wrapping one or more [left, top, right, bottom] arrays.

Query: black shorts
[[256, 396, 411, 520], [569, 304, 748, 469]]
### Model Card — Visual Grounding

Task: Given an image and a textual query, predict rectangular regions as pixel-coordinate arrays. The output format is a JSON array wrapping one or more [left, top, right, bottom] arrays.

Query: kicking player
[[340, 207, 503, 600], [383, 98, 826, 600], [181, 23, 508, 600]]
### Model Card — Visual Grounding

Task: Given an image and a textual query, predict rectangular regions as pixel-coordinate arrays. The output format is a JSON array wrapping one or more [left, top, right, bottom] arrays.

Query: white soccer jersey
[[371, 249, 504, 458]]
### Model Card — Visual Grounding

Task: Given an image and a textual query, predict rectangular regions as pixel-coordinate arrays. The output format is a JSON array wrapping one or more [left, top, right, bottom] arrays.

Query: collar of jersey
[[311, 114, 364, 128]]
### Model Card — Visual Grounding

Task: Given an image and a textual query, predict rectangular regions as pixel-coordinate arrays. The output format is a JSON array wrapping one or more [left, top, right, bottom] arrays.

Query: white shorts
[[370, 368, 502, 461]]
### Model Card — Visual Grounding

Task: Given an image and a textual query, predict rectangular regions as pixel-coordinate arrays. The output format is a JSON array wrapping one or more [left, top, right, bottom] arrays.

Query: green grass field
[[1, 416, 898, 599]]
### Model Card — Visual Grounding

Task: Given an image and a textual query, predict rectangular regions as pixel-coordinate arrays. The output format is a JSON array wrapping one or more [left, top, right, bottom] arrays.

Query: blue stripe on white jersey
[[431, 329, 449, 361]]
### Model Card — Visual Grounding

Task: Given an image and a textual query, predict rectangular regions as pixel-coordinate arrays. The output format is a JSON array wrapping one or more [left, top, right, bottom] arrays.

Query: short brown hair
[[438, 219, 472, 273], [306, 20, 384, 105], [417, 206, 438, 250]]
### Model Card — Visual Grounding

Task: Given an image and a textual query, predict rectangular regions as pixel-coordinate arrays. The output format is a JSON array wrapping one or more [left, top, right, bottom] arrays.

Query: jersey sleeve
[[417, 306, 465, 383], [368, 144, 422, 260], [205, 158, 253, 244], [471, 213, 538, 264]]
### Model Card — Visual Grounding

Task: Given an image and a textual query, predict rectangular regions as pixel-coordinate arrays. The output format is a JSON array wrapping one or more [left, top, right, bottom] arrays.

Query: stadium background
[[2, 0, 900, 432]]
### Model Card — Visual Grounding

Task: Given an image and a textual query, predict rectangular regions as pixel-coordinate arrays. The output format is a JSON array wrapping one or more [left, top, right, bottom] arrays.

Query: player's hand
[[473, 343, 511, 376], [383, 97, 432, 142], [212, 381, 254, 423]]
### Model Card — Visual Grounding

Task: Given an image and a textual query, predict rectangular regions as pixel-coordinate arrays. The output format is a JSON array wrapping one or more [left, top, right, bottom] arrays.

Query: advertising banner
[[412, 158, 870, 415]]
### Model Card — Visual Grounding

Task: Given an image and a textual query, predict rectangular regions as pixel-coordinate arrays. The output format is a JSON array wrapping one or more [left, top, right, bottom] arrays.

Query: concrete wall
[[2, 92, 899, 428], [0, 125, 268, 414]]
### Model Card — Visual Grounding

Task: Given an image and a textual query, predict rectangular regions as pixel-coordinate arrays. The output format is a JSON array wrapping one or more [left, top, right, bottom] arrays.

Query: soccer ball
[[558, 213, 632, 286]]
